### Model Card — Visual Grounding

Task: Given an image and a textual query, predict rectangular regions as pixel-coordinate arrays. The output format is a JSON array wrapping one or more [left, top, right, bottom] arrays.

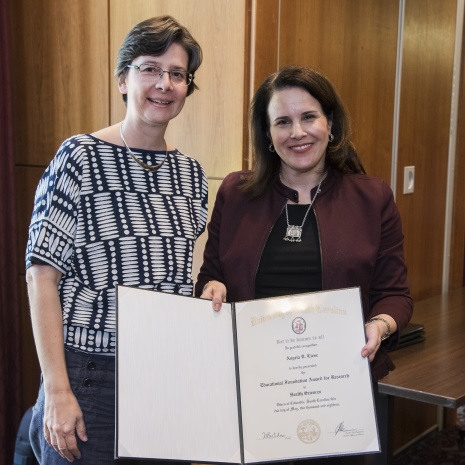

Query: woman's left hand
[[200, 280, 227, 311], [361, 323, 382, 362], [361, 314, 397, 362]]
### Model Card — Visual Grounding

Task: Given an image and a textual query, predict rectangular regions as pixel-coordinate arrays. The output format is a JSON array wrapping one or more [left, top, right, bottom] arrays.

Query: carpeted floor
[[393, 429, 465, 465]]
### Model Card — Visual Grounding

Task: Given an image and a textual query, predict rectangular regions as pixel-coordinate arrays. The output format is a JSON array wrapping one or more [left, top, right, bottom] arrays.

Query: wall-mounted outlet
[[403, 166, 415, 194]]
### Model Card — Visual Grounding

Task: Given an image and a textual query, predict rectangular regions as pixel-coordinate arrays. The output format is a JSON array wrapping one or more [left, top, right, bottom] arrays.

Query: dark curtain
[[0, 0, 22, 463]]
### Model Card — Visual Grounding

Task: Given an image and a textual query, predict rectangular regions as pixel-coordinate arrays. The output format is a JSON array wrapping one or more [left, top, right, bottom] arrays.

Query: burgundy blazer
[[195, 169, 413, 381]]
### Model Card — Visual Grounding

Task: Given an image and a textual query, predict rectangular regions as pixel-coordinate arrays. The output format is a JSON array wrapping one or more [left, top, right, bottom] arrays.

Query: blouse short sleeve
[[26, 137, 85, 273]]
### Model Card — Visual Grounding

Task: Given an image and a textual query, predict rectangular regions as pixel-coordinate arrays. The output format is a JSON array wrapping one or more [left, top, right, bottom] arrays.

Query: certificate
[[116, 286, 380, 463]]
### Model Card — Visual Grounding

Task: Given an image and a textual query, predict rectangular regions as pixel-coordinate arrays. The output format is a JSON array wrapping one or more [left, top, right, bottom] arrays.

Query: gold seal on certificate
[[297, 419, 321, 443], [117, 286, 380, 463]]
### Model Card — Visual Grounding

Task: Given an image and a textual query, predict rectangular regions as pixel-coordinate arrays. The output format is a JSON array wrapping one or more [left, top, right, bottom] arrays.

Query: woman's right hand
[[27, 264, 87, 462], [200, 280, 227, 311], [44, 389, 87, 462]]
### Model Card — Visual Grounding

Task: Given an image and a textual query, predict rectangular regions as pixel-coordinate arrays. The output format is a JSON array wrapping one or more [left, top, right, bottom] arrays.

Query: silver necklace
[[120, 122, 169, 172], [283, 173, 327, 242]]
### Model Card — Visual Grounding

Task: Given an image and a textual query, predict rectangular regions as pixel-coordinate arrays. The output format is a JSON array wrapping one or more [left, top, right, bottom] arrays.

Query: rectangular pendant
[[283, 225, 302, 242]]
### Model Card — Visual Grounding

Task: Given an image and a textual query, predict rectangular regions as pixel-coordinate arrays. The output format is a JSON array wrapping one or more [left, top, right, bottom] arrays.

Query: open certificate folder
[[116, 286, 380, 463]]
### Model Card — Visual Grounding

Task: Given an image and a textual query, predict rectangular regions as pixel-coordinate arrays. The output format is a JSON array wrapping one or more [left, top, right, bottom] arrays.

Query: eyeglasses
[[127, 63, 193, 86]]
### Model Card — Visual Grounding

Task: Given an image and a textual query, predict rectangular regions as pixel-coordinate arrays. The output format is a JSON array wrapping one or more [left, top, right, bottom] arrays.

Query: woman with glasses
[[26, 16, 207, 465]]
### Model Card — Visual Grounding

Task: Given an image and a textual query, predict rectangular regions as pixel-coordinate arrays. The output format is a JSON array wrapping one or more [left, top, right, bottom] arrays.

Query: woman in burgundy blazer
[[196, 66, 412, 383]]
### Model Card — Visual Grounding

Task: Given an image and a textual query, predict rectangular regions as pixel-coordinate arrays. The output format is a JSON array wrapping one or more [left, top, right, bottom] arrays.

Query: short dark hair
[[243, 66, 365, 197], [115, 15, 203, 103]]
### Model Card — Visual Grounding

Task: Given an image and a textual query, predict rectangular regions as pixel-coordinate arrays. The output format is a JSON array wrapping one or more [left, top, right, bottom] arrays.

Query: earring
[[269, 143, 275, 152], [328, 134, 334, 142]]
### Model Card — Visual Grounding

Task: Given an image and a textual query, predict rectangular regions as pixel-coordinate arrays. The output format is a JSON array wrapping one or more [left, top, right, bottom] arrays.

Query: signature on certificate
[[334, 421, 364, 437], [259, 432, 291, 440]]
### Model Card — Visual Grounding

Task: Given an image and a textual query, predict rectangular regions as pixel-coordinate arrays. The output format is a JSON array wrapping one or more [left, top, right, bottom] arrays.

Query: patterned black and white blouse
[[26, 134, 208, 354]]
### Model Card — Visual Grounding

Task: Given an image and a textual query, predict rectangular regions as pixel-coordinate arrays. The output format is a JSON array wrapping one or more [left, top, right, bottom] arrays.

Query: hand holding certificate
[[116, 287, 379, 463]]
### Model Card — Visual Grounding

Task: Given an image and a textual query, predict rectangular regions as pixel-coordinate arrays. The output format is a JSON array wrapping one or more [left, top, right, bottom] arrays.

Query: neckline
[[85, 133, 176, 154], [276, 169, 330, 204], [119, 122, 169, 172]]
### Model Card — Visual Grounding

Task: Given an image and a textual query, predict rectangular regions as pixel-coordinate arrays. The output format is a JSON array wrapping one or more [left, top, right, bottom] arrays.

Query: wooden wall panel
[[252, 0, 280, 92], [395, 0, 457, 301], [10, 0, 109, 166], [450, 6, 465, 290], [278, 0, 399, 183], [245, 0, 280, 168], [109, 0, 246, 179], [390, 0, 458, 451]]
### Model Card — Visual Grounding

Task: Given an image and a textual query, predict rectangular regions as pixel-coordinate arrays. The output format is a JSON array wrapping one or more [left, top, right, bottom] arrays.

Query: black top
[[254, 204, 322, 299]]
